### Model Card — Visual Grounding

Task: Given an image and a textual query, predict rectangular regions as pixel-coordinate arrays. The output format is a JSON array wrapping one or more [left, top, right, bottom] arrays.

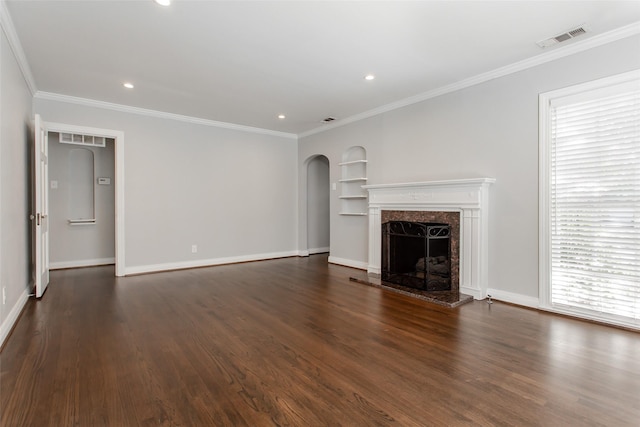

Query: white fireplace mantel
[[363, 178, 495, 300]]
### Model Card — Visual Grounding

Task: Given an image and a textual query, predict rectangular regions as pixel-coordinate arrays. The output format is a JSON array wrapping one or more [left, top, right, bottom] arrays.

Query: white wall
[[306, 155, 330, 253], [34, 99, 298, 274], [48, 133, 115, 268], [0, 27, 33, 344], [298, 34, 640, 304]]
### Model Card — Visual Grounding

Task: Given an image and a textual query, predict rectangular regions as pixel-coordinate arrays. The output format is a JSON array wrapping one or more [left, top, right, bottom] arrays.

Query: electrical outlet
[[191, 245, 197, 253], [2, 287, 6, 305]]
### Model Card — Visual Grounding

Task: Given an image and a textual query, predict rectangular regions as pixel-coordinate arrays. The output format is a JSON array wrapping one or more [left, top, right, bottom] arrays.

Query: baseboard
[[50, 257, 116, 270], [308, 247, 329, 255], [486, 288, 539, 308], [328, 256, 368, 270], [124, 250, 299, 276], [1, 289, 29, 348]]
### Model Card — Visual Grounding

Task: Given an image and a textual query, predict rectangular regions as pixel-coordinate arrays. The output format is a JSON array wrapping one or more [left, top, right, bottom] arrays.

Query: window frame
[[539, 69, 640, 329]]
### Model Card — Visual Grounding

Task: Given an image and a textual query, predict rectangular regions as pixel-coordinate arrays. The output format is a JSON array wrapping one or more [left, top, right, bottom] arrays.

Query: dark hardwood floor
[[1, 255, 639, 426]]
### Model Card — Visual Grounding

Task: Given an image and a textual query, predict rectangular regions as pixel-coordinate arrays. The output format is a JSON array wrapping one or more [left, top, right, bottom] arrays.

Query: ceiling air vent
[[536, 25, 589, 49], [322, 117, 337, 123]]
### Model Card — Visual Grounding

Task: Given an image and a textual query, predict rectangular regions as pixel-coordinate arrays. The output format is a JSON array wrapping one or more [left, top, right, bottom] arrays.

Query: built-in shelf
[[340, 146, 368, 216], [338, 177, 367, 183], [338, 160, 368, 166]]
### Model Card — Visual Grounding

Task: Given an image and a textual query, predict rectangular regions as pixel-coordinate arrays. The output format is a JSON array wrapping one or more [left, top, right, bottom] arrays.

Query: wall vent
[[59, 132, 107, 148], [536, 25, 589, 48]]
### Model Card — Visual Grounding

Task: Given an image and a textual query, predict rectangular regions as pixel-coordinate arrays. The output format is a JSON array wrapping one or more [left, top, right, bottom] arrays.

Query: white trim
[[50, 258, 115, 270], [487, 288, 539, 309], [124, 251, 299, 276], [299, 22, 640, 138], [297, 250, 310, 257], [538, 305, 639, 331], [0, 1, 37, 95], [44, 121, 126, 277], [35, 92, 298, 140], [308, 247, 330, 255], [0, 289, 29, 348], [328, 256, 368, 270]]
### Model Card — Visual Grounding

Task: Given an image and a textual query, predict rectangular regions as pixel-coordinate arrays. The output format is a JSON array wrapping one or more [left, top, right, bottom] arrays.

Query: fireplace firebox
[[382, 221, 451, 291]]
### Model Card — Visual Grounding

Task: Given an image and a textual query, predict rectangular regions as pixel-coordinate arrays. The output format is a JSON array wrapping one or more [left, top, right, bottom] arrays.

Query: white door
[[34, 114, 50, 298]]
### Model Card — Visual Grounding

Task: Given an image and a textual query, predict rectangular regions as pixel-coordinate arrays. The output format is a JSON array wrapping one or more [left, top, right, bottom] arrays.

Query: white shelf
[[338, 177, 367, 183], [338, 160, 368, 166], [340, 147, 368, 216], [68, 219, 96, 225]]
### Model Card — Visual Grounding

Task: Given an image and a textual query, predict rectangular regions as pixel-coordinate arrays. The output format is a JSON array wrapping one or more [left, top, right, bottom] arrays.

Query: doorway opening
[[306, 155, 330, 255], [44, 121, 125, 277], [47, 132, 116, 270]]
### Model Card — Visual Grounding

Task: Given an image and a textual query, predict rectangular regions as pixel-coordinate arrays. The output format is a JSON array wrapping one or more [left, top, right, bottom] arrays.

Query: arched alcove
[[339, 146, 367, 215]]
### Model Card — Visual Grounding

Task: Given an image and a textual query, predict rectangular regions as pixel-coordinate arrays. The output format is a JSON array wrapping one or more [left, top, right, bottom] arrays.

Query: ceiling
[[5, 1, 640, 135]]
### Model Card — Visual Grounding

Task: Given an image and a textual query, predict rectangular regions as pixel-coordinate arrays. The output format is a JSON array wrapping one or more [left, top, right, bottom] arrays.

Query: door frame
[[44, 121, 125, 276], [301, 154, 331, 256]]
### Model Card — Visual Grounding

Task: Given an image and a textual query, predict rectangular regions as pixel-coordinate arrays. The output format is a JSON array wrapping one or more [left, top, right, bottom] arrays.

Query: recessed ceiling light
[[154, 0, 171, 6], [123, 82, 134, 89], [365, 74, 375, 81], [278, 114, 286, 119]]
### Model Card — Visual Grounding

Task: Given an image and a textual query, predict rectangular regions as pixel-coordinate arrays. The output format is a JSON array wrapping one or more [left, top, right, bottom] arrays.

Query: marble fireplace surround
[[363, 178, 495, 300]]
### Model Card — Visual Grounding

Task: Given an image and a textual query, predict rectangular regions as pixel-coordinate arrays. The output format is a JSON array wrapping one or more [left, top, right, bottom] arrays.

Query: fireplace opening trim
[[363, 178, 495, 300]]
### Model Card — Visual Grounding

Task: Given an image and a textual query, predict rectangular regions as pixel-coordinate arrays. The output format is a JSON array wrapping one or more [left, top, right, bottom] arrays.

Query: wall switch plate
[[191, 245, 197, 253], [97, 177, 111, 185], [332, 182, 337, 190]]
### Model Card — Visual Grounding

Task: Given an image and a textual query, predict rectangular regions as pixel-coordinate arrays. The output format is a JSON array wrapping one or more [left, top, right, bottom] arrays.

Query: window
[[539, 70, 640, 329]]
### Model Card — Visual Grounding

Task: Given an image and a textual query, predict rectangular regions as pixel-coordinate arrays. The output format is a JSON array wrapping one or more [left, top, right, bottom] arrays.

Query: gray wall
[[0, 27, 33, 341], [34, 99, 299, 273], [306, 155, 330, 253], [298, 34, 640, 304], [48, 133, 115, 267]]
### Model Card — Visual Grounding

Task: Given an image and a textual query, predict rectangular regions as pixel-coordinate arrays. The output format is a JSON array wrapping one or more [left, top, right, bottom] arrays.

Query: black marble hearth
[[349, 276, 473, 308]]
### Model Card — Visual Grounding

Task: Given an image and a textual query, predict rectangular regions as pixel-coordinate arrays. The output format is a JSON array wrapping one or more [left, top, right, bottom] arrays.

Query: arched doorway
[[306, 155, 330, 254]]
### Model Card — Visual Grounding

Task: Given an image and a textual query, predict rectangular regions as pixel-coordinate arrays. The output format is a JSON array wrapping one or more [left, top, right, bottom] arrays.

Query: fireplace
[[363, 178, 494, 300], [382, 221, 451, 291]]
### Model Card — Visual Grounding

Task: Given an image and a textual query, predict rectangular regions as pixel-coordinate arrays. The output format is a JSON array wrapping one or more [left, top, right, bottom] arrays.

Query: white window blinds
[[549, 78, 640, 328]]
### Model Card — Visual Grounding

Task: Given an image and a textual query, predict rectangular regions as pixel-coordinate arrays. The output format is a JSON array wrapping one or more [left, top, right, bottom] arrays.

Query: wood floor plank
[[1, 255, 639, 426]]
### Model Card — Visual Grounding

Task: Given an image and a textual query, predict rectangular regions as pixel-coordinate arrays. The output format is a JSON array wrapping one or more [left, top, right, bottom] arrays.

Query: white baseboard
[[328, 256, 368, 270], [50, 257, 116, 270], [486, 288, 539, 308], [124, 250, 299, 276], [308, 247, 330, 255], [1, 289, 29, 348], [297, 250, 310, 257]]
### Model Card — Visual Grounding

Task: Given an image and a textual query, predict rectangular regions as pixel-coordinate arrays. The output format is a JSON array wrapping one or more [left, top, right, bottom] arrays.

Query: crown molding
[[299, 21, 640, 138], [34, 91, 298, 140], [0, 0, 37, 95]]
